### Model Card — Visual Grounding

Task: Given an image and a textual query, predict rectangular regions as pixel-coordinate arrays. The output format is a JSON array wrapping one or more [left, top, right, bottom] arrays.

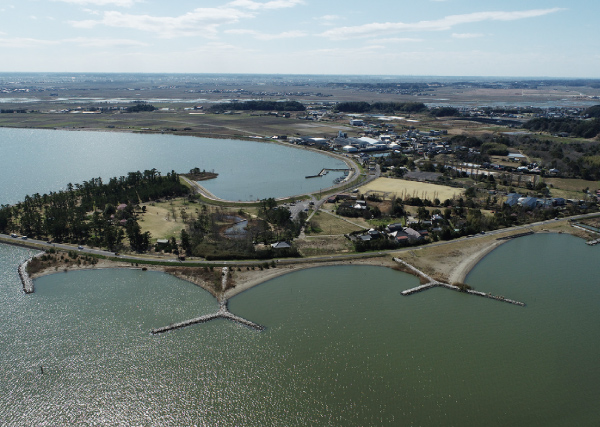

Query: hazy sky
[[1, 0, 598, 77]]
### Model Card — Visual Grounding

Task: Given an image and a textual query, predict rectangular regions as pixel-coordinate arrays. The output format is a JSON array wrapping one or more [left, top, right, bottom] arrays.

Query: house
[[386, 223, 404, 232], [404, 227, 423, 243], [350, 119, 364, 126], [271, 241, 291, 249], [390, 230, 410, 244], [156, 239, 169, 249], [368, 229, 381, 239], [519, 196, 540, 209], [505, 193, 521, 207]]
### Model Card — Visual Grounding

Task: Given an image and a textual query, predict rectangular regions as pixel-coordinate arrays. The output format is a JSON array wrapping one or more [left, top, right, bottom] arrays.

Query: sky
[[0, 0, 598, 77]]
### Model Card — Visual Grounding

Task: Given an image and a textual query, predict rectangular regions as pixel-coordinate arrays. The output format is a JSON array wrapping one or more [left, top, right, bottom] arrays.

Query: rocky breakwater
[[17, 254, 43, 294], [151, 299, 264, 335], [394, 258, 526, 306]]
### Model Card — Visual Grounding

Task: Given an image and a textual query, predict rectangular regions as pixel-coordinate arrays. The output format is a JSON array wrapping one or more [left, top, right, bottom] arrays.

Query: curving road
[[2, 211, 597, 268]]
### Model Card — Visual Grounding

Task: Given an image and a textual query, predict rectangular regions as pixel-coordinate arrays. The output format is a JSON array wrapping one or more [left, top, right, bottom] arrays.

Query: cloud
[[322, 8, 564, 40], [0, 38, 59, 48], [226, 0, 304, 10], [53, 0, 142, 6], [70, 8, 253, 37], [452, 33, 484, 39], [225, 29, 306, 40], [67, 1, 305, 38], [65, 37, 150, 47], [314, 14, 344, 25], [375, 37, 424, 43]]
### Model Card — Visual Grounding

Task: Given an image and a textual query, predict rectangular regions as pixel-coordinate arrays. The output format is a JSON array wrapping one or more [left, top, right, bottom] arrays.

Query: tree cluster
[[126, 103, 157, 112], [209, 100, 306, 112], [334, 101, 427, 114], [523, 117, 600, 139], [0, 170, 188, 252], [430, 107, 459, 117]]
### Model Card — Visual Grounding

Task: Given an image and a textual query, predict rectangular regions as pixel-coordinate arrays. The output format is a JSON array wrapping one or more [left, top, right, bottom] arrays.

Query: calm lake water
[[0, 127, 347, 204], [2, 233, 599, 425]]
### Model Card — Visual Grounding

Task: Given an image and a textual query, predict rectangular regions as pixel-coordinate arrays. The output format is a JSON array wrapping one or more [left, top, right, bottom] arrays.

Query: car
[[10, 233, 17, 238], [21, 236, 28, 240], [78, 245, 84, 250]]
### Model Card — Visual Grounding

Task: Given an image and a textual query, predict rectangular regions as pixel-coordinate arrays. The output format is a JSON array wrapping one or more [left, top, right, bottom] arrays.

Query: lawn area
[[307, 210, 366, 235], [359, 177, 464, 202], [545, 177, 600, 193], [138, 199, 195, 241]]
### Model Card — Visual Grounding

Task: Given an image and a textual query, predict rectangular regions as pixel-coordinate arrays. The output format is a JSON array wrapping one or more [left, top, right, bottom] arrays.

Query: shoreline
[[447, 239, 508, 284], [12, 222, 593, 299]]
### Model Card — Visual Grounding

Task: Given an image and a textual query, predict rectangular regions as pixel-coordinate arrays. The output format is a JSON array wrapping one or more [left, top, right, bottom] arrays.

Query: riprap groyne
[[151, 300, 264, 334], [394, 258, 525, 307], [18, 258, 35, 294]]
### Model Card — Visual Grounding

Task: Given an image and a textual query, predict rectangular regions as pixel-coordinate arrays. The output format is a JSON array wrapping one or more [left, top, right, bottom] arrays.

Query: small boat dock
[[306, 168, 350, 179]]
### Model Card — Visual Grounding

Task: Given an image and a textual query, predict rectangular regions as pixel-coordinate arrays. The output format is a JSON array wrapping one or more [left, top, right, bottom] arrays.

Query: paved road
[[2, 205, 597, 267]]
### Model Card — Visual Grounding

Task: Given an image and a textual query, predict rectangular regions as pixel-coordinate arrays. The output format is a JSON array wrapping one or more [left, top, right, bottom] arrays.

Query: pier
[[151, 300, 264, 334], [394, 258, 526, 307], [306, 168, 350, 179]]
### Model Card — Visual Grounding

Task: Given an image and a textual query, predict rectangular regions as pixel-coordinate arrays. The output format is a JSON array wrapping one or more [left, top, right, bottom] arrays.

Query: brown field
[[295, 235, 355, 256], [308, 210, 366, 235], [545, 177, 600, 193], [359, 177, 464, 202], [0, 110, 360, 140]]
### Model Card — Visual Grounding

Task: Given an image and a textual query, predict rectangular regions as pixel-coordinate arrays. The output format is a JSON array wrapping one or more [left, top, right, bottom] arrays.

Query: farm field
[[359, 177, 464, 202]]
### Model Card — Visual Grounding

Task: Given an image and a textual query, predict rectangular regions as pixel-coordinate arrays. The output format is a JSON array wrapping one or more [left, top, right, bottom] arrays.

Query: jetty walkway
[[394, 258, 526, 307], [151, 299, 264, 334]]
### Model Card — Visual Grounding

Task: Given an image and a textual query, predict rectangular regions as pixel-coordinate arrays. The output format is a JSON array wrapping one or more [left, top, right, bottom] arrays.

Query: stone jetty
[[394, 258, 526, 307], [151, 300, 264, 334], [18, 258, 35, 294]]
